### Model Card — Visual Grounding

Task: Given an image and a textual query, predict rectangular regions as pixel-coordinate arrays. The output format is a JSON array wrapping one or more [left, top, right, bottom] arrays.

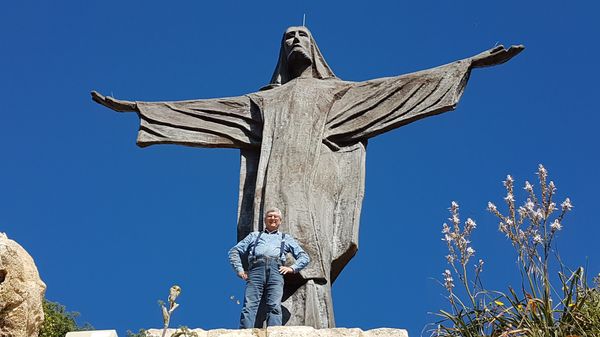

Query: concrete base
[[145, 327, 409, 337], [66, 330, 118, 337]]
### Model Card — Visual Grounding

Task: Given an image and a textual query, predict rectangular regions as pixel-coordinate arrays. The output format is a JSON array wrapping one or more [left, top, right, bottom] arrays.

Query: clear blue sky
[[1, 1, 599, 336]]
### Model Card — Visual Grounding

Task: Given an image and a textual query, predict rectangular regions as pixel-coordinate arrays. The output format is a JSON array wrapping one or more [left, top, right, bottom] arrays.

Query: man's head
[[264, 208, 282, 232]]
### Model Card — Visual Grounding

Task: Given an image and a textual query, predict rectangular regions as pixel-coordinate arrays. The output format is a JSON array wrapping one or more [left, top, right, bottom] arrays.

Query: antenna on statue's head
[[303, 13, 306, 27]]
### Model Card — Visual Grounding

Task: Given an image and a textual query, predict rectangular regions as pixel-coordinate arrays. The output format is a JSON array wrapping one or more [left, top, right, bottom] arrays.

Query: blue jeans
[[240, 257, 284, 328]]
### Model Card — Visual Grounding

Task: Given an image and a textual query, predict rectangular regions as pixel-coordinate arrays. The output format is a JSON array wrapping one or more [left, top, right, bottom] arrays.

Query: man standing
[[229, 208, 310, 328]]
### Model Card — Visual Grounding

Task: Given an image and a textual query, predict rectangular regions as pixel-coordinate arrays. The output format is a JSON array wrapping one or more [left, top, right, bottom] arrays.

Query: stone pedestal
[[145, 327, 409, 337], [66, 330, 119, 337]]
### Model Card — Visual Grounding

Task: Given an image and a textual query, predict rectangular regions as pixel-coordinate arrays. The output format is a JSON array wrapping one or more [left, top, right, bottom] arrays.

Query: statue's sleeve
[[324, 59, 471, 145], [135, 94, 262, 149]]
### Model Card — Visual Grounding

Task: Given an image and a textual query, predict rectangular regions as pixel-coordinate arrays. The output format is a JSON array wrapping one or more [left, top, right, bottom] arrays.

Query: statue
[[92, 26, 523, 328]]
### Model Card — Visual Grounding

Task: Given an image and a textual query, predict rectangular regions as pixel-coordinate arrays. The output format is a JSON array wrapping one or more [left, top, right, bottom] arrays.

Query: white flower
[[538, 164, 548, 179], [504, 175, 514, 188], [524, 181, 533, 192], [550, 219, 562, 232], [446, 254, 455, 264], [169, 285, 181, 303], [525, 199, 535, 212], [499, 222, 508, 233], [451, 214, 460, 225], [533, 234, 543, 244], [548, 202, 557, 213], [549, 181, 556, 193], [475, 259, 484, 272], [443, 269, 454, 291], [466, 247, 475, 256], [441, 223, 450, 234], [450, 201, 459, 211], [487, 202, 497, 213], [561, 198, 573, 211], [465, 218, 477, 231], [443, 233, 454, 242], [534, 208, 544, 222]]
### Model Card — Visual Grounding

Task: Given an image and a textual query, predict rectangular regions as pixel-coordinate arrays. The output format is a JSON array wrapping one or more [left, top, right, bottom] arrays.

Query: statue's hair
[[265, 207, 283, 219], [261, 26, 337, 90]]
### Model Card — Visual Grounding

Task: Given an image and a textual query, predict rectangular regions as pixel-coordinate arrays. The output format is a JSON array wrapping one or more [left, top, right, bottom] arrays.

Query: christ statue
[[92, 26, 523, 328]]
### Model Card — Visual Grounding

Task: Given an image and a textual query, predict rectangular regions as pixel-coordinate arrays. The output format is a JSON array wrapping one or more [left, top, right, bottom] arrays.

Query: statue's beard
[[287, 49, 312, 78]]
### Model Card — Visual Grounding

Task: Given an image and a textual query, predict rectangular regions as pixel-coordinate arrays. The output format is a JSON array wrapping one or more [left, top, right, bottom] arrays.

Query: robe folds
[[135, 58, 472, 326]]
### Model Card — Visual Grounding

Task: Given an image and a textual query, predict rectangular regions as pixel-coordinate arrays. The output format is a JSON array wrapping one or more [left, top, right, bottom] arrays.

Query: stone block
[[362, 328, 409, 337], [121, 327, 408, 337], [66, 330, 118, 337]]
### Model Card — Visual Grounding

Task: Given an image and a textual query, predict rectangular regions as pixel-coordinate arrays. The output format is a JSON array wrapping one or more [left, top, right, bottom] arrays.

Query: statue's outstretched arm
[[324, 44, 524, 146], [91, 90, 263, 149], [91, 91, 138, 112]]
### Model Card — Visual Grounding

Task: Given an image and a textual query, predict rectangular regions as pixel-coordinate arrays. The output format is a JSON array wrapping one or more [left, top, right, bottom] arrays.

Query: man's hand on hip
[[279, 266, 294, 274], [238, 271, 248, 280]]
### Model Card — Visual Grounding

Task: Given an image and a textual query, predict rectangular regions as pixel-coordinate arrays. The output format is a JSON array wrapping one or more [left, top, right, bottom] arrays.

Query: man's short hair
[[265, 207, 283, 219]]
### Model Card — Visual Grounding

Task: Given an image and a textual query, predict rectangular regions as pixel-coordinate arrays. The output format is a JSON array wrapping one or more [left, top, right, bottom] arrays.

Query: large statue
[[92, 26, 523, 328]]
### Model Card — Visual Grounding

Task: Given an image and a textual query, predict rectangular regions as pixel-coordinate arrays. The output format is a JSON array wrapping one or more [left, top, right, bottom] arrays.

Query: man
[[92, 26, 523, 328], [229, 208, 310, 328]]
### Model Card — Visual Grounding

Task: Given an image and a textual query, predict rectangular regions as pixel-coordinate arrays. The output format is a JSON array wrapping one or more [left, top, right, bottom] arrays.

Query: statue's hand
[[470, 44, 525, 68], [91, 91, 138, 112]]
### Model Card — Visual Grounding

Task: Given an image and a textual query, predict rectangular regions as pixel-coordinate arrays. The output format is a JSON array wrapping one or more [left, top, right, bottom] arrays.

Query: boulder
[[0, 232, 47, 337]]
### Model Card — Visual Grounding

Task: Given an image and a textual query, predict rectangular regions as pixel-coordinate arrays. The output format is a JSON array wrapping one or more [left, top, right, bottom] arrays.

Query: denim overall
[[240, 232, 286, 328]]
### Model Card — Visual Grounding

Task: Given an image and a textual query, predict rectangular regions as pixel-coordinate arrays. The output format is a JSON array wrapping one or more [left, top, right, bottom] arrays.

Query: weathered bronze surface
[[92, 26, 523, 328]]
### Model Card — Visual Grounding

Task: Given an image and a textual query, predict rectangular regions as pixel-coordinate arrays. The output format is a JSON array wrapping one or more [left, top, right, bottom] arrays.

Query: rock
[[144, 327, 408, 337], [0, 232, 47, 337]]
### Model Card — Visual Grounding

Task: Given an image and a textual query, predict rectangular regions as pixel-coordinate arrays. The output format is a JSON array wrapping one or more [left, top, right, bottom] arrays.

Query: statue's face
[[264, 211, 282, 232], [283, 26, 311, 61]]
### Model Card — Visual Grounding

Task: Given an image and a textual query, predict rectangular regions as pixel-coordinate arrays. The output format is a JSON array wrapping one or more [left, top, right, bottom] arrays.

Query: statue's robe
[[134, 58, 472, 327]]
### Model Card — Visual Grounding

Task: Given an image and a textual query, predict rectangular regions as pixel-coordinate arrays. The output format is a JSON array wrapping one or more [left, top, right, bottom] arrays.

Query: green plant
[[126, 329, 149, 337], [170, 326, 198, 337], [430, 165, 599, 336], [39, 299, 93, 337], [562, 274, 600, 336]]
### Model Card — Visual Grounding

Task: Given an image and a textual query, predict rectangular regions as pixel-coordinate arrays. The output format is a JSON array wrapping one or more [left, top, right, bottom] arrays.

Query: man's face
[[283, 27, 311, 61], [264, 211, 282, 232]]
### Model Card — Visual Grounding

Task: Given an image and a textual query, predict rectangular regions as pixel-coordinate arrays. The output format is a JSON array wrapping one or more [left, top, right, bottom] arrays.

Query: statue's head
[[261, 26, 336, 90], [283, 26, 312, 66]]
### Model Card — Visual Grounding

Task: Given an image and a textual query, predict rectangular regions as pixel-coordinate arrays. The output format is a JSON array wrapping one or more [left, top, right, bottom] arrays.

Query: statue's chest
[[266, 80, 335, 137]]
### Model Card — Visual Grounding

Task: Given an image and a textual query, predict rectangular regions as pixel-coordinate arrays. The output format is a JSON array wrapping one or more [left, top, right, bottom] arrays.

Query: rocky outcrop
[[0, 232, 47, 337], [145, 327, 409, 337]]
